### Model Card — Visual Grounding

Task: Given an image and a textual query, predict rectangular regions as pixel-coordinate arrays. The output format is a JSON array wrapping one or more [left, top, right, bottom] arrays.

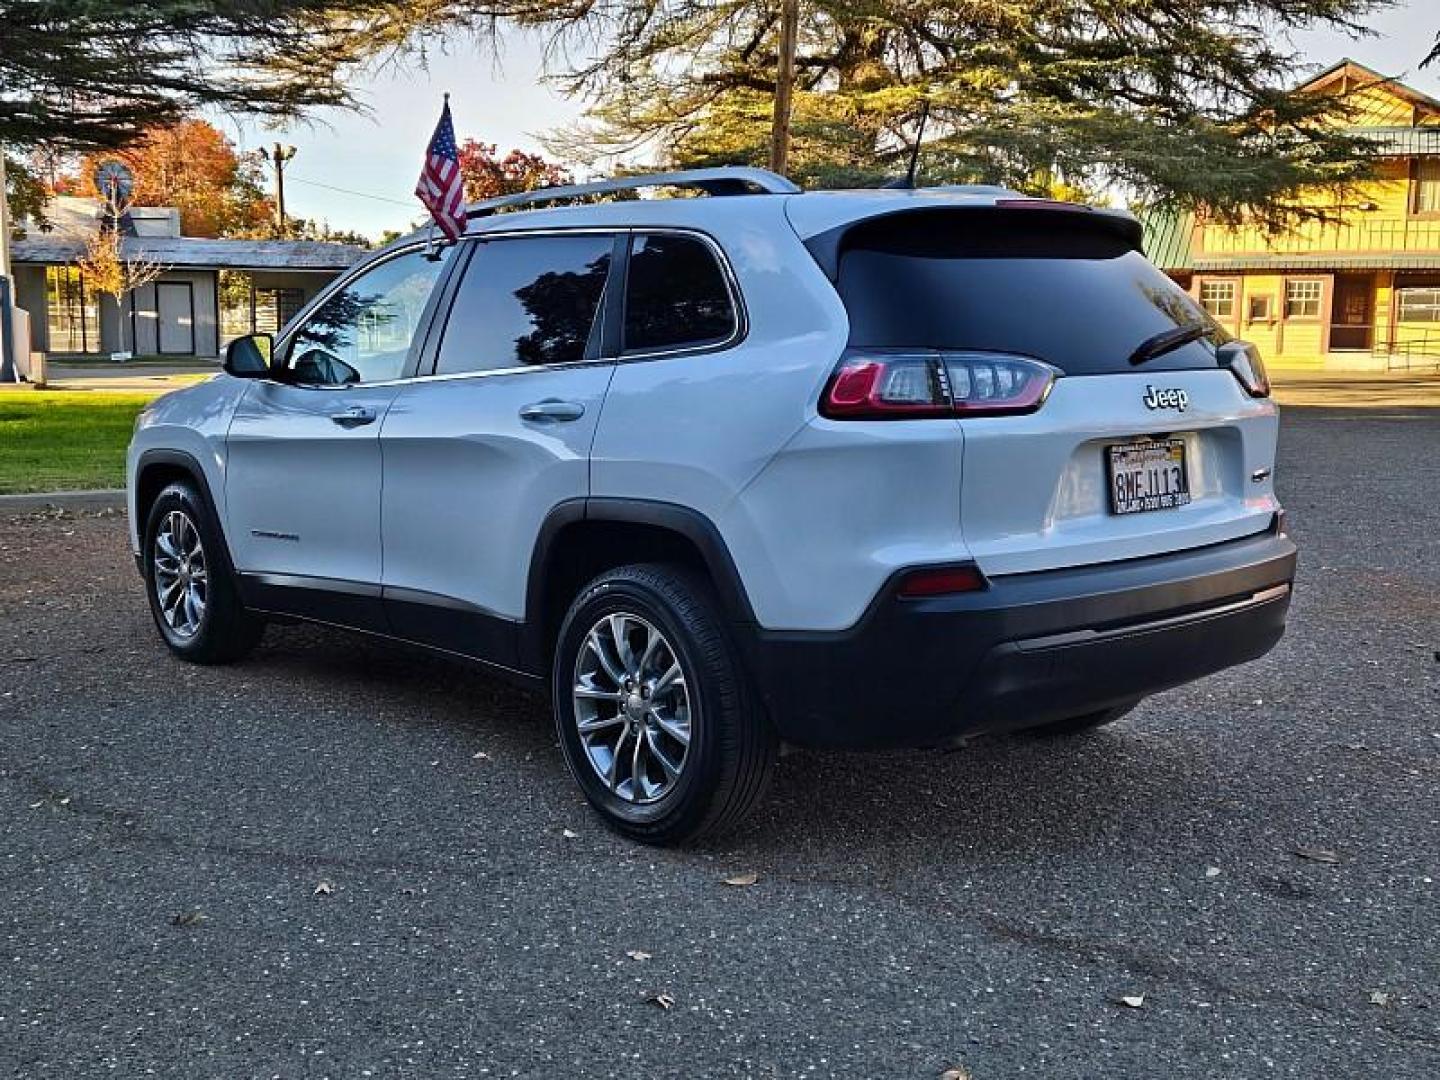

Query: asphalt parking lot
[[2, 397, 1437, 1079]]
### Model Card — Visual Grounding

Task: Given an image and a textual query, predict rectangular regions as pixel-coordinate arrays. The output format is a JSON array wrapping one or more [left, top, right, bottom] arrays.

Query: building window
[[1284, 279, 1323, 319], [1413, 159, 1440, 215], [45, 266, 101, 354], [1247, 295, 1273, 322], [1397, 287, 1440, 322], [218, 270, 307, 348], [1198, 280, 1236, 318]]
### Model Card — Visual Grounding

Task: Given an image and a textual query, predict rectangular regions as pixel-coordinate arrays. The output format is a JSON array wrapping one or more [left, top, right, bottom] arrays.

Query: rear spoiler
[[802, 201, 1146, 281]]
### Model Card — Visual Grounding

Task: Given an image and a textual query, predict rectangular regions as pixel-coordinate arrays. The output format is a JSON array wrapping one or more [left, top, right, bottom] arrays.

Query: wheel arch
[[133, 449, 234, 570], [520, 498, 757, 674]]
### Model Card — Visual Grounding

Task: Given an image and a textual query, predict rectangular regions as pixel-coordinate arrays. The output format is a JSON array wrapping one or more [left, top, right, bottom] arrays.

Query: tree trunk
[[768, 0, 799, 175]]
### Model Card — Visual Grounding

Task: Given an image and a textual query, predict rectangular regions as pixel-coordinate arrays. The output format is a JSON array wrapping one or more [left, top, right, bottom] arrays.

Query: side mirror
[[224, 333, 274, 378]]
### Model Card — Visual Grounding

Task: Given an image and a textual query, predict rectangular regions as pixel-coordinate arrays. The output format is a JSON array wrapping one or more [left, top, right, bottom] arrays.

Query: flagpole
[[0, 153, 16, 383]]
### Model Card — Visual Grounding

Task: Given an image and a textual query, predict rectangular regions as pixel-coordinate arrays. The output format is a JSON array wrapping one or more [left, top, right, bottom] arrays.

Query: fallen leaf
[[171, 910, 206, 927], [625, 950, 652, 962], [313, 880, 335, 896], [1294, 848, 1342, 865], [1369, 990, 1392, 1007], [940, 1068, 972, 1080], [1118, 994, 1145, 1008], [1205, 866, 1222, 879], [723, 872, 759, 887], [562, 828, 579, 839], [645, 992, 675, 1010]]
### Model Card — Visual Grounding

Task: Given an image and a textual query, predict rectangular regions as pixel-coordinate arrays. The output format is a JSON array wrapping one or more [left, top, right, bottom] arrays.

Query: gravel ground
[[1, 403, 1436, 1079]]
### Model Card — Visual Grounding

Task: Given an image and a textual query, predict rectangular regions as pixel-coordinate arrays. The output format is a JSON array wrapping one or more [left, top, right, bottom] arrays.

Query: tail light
[[820, 350, 1058, 420]]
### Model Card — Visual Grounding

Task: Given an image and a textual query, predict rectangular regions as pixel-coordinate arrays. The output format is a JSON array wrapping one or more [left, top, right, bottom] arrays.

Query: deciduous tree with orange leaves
[[62, 120, 271, 238], [456, 141, 571, 202]]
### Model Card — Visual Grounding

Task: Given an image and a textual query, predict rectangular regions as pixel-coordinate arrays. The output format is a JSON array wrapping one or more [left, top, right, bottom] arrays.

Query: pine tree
[[516, 0, 1394, 223]]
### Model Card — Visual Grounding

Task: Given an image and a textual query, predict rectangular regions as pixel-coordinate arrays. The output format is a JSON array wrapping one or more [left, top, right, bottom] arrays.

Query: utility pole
[[768, 0, 799, 176], [259, 143, 297, 238], [0, 152, 15, 383]]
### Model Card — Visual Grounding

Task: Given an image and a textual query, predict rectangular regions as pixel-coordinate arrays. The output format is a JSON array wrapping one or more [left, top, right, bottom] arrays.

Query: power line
[[285, 175, 417, 208]]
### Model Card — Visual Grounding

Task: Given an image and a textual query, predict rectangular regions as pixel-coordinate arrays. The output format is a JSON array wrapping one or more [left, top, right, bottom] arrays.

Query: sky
[[226, 2, 1438, 241]]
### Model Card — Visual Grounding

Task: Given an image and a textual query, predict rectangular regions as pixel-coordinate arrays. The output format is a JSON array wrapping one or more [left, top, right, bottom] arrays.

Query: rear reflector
[[820, 350, 1057, 419], [896, 565, 987, 598]]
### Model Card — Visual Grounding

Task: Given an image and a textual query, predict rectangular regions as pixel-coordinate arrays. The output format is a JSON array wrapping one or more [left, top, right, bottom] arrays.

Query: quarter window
[[1284, 280, 1323, 319], [287, 249, 445, 385], [1198, 280, 1236, 318], [623, 234, 736, 353]]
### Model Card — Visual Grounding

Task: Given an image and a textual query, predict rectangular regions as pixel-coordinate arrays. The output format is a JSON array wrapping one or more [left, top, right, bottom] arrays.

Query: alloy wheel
[[572, 612, 692, 804], [152, 509, 208, 639]]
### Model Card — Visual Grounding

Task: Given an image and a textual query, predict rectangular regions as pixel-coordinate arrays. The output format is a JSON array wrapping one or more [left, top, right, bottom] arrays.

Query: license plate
[[1106, 439, 1191, 515]]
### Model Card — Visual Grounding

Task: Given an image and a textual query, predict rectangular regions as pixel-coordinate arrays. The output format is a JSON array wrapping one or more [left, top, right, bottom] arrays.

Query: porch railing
[[1372, 329, 1440, 372], [1199, 216, 1440, 257]]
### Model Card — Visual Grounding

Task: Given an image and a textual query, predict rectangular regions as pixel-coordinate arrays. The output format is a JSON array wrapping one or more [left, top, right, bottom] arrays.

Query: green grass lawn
[[0, 392, 158, 494]]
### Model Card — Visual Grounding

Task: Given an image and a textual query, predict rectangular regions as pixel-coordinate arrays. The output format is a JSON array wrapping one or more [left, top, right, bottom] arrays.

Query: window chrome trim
[[277, 226, 750, 389]]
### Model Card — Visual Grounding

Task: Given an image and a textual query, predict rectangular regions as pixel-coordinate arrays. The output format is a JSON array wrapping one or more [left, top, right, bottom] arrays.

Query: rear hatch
[[813, 202, 1281, 576]]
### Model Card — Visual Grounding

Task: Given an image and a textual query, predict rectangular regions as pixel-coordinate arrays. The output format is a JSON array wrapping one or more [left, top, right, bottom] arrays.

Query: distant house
[[10, 196, 365, 360], [1159, 59, 1440, 371]]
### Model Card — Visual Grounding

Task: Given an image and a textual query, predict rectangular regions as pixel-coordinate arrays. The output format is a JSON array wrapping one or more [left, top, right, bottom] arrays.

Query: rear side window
[[435, 234, 613, 375], [834, 209, 1224, 375], [623, 234, 736, 353]]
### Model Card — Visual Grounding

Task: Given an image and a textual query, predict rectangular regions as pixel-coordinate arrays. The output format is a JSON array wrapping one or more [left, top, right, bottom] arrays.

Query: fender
[[518, 497, 758, 674], [132, 448, 232, 574]]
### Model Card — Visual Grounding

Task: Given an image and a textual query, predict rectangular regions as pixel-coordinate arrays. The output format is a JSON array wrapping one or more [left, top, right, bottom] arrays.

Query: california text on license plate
[[1106, 439, 1191, 515]]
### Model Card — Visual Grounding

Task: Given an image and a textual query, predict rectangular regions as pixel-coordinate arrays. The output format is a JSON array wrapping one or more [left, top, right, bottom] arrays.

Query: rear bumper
[[739, 527, 1296, 749]]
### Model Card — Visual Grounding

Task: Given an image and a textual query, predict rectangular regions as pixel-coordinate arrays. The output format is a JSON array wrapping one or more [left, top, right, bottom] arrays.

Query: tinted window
[[835, 210, 1226, 375], [624, 234, 735, 353], [435, 235, 613, 375], [287, 250, 444, 385]]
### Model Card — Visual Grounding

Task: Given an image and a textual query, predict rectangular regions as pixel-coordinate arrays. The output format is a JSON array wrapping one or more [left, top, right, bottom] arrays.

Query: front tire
[[552, 563, 776, 845], [143, 481, 264, 664]]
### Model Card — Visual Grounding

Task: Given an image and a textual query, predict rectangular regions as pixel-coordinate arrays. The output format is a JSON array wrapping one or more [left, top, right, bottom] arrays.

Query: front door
[[1330, 274, 1374, 351], [155, 282, 195, 355], [225, 247, 450, 629], [380, 232, 619, 664]]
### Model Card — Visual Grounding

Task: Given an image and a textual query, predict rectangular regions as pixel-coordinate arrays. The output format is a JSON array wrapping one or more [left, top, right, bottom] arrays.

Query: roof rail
[[464, 166, 801, 220]]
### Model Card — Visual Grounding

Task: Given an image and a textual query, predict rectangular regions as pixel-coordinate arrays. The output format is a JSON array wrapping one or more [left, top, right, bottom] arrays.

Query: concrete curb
[[0, 489, 126, 512]]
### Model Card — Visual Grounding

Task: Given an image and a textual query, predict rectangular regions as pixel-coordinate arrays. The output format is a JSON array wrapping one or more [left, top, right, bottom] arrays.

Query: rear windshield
[[833, 209, 1224, 375]]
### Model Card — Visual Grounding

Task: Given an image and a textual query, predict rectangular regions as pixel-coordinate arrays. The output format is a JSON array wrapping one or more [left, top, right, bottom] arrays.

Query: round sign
[[93, 160, 135, 204]]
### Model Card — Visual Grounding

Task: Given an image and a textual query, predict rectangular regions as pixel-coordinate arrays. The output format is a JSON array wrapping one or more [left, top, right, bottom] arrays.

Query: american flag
[[415, 96, 465, 241]]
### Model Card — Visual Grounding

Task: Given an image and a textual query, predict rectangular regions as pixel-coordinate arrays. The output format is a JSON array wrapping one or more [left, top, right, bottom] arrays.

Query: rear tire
[[1028, 701, 1139, 737], [143, 481, 264, 664], [552, 563, 777, 845]]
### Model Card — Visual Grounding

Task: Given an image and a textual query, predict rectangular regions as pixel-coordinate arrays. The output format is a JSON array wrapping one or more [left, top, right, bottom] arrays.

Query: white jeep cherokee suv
[[127, 167, 1296, 843]]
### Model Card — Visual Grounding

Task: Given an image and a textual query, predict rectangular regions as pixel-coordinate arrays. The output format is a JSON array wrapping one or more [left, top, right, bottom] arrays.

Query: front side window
[[434, 234, 613, 376], [286, 249, 445, 385], [1199, 280, 1236, 319], [1285, 279, 1323, 319], [623, 234, 736, 353]]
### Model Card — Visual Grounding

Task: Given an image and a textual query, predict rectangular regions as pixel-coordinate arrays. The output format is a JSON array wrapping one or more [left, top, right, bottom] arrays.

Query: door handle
[[330, 405, 377, 428], [519, 399, 586, 423]]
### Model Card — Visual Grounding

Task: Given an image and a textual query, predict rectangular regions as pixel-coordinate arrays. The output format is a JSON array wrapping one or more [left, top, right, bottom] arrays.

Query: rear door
[[378, 232, 619, 662], [225, 246, 450, 627], [832, 207, 1281, 576]]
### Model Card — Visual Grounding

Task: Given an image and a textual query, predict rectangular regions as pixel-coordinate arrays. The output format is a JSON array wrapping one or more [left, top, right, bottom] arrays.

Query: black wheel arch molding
[[518, 497, 760, 674], [131, 448, 232, 575]]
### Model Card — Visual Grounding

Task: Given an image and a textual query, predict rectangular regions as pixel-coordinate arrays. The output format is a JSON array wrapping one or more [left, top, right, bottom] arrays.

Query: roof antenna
[[884, 98, 930, 189]]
